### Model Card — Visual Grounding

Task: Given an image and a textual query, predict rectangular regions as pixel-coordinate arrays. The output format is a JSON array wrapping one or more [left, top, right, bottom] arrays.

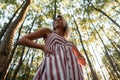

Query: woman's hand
[[72, 43, 86, 66], [41, 45, 54, 55], [77, 56, 86, 66]]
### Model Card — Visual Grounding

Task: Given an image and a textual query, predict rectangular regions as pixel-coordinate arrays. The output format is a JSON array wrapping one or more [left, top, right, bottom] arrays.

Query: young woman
[[18, 15, 86, 80]]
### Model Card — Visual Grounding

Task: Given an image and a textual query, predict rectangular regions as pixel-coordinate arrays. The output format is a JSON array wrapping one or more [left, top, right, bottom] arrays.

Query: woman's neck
[[54, 29, 64, 37]]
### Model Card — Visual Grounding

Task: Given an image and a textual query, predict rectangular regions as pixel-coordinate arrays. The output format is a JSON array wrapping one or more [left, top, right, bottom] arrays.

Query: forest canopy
[[0, 0, 120, 80]]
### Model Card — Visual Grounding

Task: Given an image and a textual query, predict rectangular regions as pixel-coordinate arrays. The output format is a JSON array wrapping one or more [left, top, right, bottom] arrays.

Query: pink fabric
[[33, 32, 84, 80]]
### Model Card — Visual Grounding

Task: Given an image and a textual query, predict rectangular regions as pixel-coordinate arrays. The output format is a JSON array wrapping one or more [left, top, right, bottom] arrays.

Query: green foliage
[[0, 0, 120, 80], [0, 0, 17, 5], [102, 52, 120, 79]]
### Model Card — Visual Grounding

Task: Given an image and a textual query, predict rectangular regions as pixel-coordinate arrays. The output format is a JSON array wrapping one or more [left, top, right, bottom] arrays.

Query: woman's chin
[[55, 25, 63, 28]]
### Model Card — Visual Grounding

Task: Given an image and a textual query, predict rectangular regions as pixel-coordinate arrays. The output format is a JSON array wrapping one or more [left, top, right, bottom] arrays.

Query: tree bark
[[100, 27, 120, 57], [53, 0, 57, 21], [0, 0, 31, 79], [87, 0, 120, 29], [11, 47, 25, 80], [85, 26, 107, 80], [4, 20, 25, 80], [87, 14, 120, 78], [0, 1, 24, 41], [73, 17, 99, 80]]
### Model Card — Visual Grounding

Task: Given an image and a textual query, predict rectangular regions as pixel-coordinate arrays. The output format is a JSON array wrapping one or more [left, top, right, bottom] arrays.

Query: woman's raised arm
[[17, 27, 52, 50], [72, 44, 86, 66]]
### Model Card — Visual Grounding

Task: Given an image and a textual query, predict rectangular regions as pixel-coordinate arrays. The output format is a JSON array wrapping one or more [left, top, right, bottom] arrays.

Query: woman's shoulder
[[40, 27, 53, 39], [41, 27, 52, 33], [39, 27, 53, 35]]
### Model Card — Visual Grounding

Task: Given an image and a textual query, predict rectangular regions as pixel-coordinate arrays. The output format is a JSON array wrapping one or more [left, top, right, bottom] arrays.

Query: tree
[[0, 0, 120, 80], [87, 0, 120, 29], [0, 1, 25, 40], [73, 17, 99, 80], [0, 0, 31, 79]]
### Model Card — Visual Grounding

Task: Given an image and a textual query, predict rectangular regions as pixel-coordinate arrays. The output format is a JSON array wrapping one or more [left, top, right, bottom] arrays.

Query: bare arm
[[72, 44, 86, 66], [17, 27, 52, 51]]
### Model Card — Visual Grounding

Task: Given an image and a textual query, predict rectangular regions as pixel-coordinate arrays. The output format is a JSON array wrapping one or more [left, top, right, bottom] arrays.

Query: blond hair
[[53, 15, 69, 39]]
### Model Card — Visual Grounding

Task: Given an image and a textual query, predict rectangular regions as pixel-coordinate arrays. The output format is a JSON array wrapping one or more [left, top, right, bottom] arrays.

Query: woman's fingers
[[78, 59, 86, 66], [78, 57, 86, 66], [43, 46, 54, 54]]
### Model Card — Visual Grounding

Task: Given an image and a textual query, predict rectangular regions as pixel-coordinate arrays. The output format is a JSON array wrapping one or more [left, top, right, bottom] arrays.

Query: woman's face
[[54, 15, 66, 29]]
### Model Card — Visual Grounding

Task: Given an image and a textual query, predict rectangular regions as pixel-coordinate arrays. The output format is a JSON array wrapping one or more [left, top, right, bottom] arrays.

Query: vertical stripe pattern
[[33, 32, 84, 80]]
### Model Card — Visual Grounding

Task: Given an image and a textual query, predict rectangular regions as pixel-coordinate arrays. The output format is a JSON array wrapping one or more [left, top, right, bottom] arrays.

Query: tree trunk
[[87, 0, 120, 29], [86, 9, 120, 78], [91, 2, 120, 29], [0, 1, 24, 41], [73, 17, 99, 80], [85, 26, 107, 80], [53, 0, 57, 21], [112, 7, 120, 14], [100, 27, 120, 57], [23, 52, 35, 80], [4, 20, 25, 80], [4, 64, 15, 80], [98, 18, 120, 40], [11, 46, 30, 80], [21, 48, 31, 80], [111, 26, 120, 38], [14, 14, 37, 80], [0, 0, 31, 79], [88, 17, 120, 78], [104, 61, 117, 80], [114, 0, 120, 5], [11, 47, 25, 80]]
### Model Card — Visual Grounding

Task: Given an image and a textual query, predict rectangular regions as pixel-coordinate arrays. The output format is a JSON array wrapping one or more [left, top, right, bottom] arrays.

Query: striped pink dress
[[33, 32, 84, 80]]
